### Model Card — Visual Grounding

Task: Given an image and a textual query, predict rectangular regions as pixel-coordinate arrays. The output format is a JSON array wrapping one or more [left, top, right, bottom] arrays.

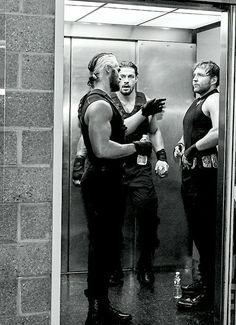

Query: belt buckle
[[211, 154, 218, 168], [202, 155, 212, 168]]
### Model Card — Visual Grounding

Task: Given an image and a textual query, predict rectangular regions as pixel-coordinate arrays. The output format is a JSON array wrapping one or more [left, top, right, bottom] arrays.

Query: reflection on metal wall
[[138, 41, 196, 267], [62, 38, 136, 272], [62, 37, 196, 273]]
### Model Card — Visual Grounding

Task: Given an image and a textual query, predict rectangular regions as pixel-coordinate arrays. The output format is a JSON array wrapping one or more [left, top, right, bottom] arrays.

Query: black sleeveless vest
[[78, 89, 126, 168], [183, 89, 218, 154], [111, 91, 149, 143]]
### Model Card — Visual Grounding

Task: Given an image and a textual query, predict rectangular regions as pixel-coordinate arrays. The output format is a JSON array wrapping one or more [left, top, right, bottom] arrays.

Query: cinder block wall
[[0, 1, 55, 324]]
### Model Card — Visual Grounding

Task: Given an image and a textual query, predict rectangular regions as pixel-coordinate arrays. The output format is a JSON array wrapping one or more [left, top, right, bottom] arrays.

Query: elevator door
[[62, 37, 196, 273], [62, 38, 136, 272], [138, 41, 196, 267]]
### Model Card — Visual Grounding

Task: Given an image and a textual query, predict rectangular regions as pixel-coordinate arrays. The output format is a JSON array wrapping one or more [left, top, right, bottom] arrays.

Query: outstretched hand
[[141, 98, 166, 117]]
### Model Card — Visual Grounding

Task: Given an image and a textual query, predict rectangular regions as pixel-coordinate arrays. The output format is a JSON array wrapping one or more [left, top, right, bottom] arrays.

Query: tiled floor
[[60, 271, 215, 325]]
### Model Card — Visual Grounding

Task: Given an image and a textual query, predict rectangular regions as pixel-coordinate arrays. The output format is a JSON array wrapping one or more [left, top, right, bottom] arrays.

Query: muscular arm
[[149, 116, 169, 177], [196, 93, 219, 151], [124, 100, 164, 135], [149, 117, 164, 152], [124, 109, 146, 135], [85, 100, 136, 159]]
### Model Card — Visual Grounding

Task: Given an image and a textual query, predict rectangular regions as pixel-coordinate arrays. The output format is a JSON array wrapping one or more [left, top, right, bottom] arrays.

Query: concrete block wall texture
[[0, 0, 234, 324], [0, 0, 55, 324]]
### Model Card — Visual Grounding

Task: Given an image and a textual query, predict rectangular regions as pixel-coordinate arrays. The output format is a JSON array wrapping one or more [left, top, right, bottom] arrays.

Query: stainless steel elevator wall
[[62, 38, 137, 272], [138, 41, 196, 267], [62, 36, 196, 273]]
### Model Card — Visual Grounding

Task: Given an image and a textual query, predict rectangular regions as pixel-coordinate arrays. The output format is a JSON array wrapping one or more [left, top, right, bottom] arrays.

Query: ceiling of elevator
[[64, 1, 222, 29]]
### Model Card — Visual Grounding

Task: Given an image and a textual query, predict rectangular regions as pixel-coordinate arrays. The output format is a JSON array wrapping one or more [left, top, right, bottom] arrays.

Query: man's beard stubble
[[120, 86, 133, 96]]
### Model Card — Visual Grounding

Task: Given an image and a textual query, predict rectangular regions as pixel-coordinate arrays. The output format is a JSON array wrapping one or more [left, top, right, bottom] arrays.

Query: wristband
[[156, 149, 167, 162]]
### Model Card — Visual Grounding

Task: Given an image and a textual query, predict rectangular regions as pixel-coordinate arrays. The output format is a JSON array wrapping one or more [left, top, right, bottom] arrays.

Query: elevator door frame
[[51, 1, 236, 324], [62, 37, 196, 273], [218, 8, 236, 325]]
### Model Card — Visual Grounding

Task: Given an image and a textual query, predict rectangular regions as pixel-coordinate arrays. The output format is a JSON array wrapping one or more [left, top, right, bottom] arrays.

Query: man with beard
[[173, 61, 219, 310], [109, 61, 169, 288], [78, 53, 166, 325]]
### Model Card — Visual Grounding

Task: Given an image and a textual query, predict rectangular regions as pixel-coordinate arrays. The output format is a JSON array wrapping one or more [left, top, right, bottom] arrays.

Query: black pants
[[124, 161, 159, 269], [181, 167, 217, 298], [81, 164, 125, 299]]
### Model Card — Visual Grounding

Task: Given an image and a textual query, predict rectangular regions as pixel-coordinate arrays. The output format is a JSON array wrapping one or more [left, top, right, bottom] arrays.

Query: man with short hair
[[109, 61, 169, 288], [78, 53, 166, 325], [173, 60, 220, 310]]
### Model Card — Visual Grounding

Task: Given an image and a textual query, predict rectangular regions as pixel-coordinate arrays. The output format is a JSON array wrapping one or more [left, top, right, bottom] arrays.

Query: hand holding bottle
[[134, 134, 152, 165], [133, 140, 152, 157]]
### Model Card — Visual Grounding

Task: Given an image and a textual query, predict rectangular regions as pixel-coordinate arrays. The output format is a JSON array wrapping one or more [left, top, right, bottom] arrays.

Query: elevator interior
[[62, 1, 223, 276]]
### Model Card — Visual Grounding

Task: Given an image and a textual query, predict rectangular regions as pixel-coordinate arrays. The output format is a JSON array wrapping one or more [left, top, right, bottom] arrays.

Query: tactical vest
[[78, 89, 126, 168], [111, 91, 149, 143]]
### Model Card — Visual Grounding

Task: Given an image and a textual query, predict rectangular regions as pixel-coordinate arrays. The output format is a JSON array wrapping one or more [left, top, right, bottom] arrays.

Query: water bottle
[[173, 271, 182, 299], [137, 134, 149, 165]]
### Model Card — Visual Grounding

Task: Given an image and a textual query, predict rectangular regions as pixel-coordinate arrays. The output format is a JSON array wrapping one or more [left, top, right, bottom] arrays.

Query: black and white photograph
[[1, 1, 236, 325]]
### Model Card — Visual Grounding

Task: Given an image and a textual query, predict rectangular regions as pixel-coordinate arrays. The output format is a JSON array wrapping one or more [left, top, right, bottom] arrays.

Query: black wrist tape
[[156, 149, 167, 162]]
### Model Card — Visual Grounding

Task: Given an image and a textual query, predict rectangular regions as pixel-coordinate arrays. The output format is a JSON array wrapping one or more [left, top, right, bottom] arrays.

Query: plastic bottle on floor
[[173, 271, 182, 299]]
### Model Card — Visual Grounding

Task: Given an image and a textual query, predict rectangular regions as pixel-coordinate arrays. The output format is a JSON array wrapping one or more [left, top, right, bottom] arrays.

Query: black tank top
[[183, 89, 218, 152], [111, 91, 149, 143], [78, 89, 126, 168], [111, 91, 150, 165]]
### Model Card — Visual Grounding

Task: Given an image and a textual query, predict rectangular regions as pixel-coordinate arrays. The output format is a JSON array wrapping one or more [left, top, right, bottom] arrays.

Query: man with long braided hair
[[78, 53, 166, 325]]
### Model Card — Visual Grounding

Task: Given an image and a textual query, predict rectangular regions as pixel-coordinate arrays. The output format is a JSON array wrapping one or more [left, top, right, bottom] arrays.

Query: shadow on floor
[[60, 271, 215, 325]]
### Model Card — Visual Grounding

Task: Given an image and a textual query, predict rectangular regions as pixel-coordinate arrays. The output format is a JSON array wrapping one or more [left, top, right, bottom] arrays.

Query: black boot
[[84, 293, 132, 325], [181, 279, 207, 296], [176, 292, 213, 311], [137, 266, 155, 287], [109, 268, 124, 287], [85, 299, 106, 325], [137, 254, 155, 287], [107, 304, 132, 323]]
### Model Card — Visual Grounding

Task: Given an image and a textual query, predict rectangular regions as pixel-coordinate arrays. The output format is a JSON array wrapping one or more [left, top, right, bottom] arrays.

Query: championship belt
[[201, 154, 218, 168], [210, 153, 218, 168]]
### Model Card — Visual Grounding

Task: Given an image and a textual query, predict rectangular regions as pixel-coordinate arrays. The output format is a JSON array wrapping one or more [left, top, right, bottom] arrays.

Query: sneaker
[[181, 280, 206, 296], [177, 293, 213, 311]]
